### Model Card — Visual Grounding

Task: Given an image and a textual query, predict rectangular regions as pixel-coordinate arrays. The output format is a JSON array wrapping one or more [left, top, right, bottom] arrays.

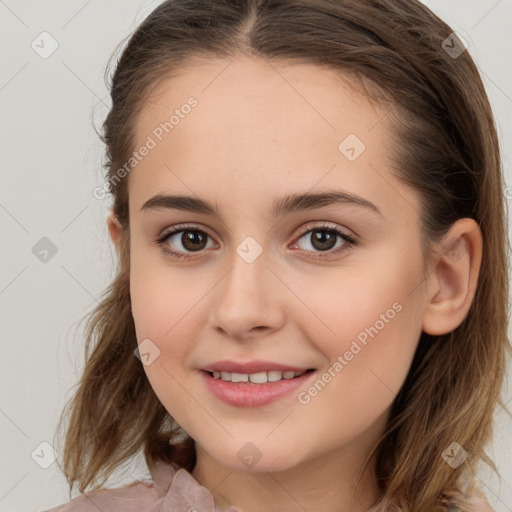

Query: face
[[124, 56, 430, 472]]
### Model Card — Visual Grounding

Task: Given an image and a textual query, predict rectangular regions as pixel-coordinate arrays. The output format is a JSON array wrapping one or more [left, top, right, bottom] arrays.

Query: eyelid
[[158, 222, 215, 240], [294, 220, 352, 237], [290, 221, 357, 256]]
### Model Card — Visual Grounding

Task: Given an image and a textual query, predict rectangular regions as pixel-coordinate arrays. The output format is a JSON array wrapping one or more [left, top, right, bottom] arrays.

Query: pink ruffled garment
[[43, 459, 242, 512], [42, 459, 494, 512]]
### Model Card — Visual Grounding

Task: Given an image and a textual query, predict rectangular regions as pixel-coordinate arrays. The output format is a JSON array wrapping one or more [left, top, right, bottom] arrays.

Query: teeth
[[210, 369, 307, 383], [231, 372, 249, 383], [268, 371, 284, 382]]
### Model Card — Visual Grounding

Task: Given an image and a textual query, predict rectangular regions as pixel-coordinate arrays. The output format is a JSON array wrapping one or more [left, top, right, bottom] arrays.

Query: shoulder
[[446, 489, 495, 512], [437, 492, 495, 512], [462, 495, 495, 512], [365, 493, 494, 512], [42, 479, 157, 512]]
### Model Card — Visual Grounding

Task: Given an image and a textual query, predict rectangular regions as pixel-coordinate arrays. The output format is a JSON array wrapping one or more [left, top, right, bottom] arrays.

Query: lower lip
[[200, 369, 316, 407]]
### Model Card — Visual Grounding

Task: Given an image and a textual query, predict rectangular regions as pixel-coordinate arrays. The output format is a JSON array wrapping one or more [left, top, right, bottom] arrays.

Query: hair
[[55, 1, 511, 511]]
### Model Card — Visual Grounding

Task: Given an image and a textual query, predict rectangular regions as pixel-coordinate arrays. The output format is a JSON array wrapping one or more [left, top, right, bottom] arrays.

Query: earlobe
[[107, 210, 122, 252], [421, 218, 483, 336]]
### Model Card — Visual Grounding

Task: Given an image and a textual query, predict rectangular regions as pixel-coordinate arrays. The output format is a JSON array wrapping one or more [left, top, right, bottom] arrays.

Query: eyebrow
[[140, 189, 383, 218]]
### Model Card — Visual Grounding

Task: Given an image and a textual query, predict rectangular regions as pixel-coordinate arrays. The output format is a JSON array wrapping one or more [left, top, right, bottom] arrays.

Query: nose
[[208, 246, 286, 340]]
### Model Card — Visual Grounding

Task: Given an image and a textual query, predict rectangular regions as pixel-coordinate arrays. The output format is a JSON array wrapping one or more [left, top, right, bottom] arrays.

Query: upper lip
[[201, 360, 314, 374]]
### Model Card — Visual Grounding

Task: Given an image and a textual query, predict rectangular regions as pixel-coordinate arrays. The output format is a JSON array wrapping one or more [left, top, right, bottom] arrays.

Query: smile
[[200, 369, 316, 407]]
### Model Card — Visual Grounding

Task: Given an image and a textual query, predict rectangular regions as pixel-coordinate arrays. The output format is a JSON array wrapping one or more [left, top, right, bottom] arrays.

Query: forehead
[[128, 56, 419, 222], [134, 56, 382, 146]]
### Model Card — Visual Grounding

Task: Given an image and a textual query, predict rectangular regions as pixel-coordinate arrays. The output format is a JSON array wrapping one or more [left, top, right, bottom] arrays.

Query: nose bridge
[[210, 235, 283, 336], [222, 236, 271, 306]]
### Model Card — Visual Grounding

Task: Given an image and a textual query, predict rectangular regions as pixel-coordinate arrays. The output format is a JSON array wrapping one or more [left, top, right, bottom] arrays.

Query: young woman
[[45, 1, 510, 510]]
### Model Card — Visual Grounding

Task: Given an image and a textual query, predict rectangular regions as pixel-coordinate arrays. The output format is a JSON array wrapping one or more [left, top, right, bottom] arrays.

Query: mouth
[[200, 368, 317, 407], [202, 368, 316, 384]]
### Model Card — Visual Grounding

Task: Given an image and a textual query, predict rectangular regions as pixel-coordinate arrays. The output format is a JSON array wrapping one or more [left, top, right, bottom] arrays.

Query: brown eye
[[178, 230, 209, 252], [293, 224, 357, 260], [305, 230, 339, 251], [160, 228, 212, 252], [156, 225, 216, 261]]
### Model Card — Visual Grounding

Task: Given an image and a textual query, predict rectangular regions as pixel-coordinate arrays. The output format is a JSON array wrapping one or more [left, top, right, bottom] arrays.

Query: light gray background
[[1, 1, 511, 511]]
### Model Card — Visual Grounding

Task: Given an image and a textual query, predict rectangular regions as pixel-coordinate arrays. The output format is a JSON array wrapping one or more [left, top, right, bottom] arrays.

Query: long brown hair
[[55, 1, 511, 510]]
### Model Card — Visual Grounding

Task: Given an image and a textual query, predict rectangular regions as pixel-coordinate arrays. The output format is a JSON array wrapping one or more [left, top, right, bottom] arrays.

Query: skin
[[107, 56, 482, 512]]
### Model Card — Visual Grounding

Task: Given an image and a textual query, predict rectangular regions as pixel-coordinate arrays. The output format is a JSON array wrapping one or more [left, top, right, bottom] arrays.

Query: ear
[[107, 210, 122, 254], [421, 218, 483, 336]]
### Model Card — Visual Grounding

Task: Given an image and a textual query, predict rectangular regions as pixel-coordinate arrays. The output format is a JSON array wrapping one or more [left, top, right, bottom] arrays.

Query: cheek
[[130, 239, 197, 327], [293, 304, 420, 454], [129, 258, 198, 413], [298, 260, 416, 346], [129, 246, 201, 366], [297, 258, 423, 394]]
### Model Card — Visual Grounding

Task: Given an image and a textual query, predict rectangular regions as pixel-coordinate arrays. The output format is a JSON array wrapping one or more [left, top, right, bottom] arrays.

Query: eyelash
[[154, 222, 357, 262]]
